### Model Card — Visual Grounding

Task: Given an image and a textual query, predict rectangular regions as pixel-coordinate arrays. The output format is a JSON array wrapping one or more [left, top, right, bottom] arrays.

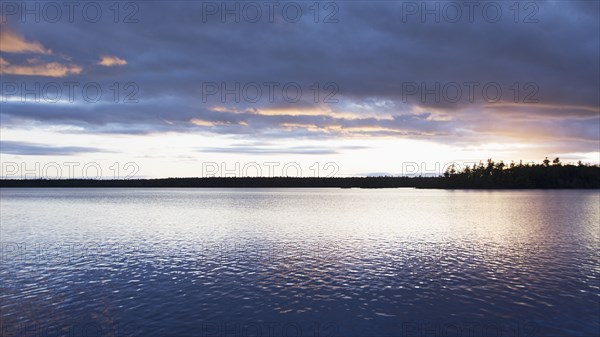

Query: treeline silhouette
[[1, 158, 598, 189], [441, 157, 599, 189]]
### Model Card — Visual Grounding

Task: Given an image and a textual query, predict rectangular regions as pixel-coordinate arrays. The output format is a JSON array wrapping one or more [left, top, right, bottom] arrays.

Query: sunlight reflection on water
[[1, 188, 598, 337]]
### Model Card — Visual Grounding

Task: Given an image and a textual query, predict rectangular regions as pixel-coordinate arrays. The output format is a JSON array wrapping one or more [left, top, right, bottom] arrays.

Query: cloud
[[0, 30, 52, 54], [97, 55, 127, 67], [197, 144, 368, 155], [190, 118, 247, 127], [0, 141, 108, 156], [0, 58, 82, 77], [0, 1, 598, 157], [198, 146, 338, 155]]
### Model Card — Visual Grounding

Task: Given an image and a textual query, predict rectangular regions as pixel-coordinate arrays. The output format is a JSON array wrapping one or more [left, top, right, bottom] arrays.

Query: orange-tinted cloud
[[0, 31, 52, 54], [190, 119, 216, 127], [97, 56, 127, 67], [0, 58, 82, 77]]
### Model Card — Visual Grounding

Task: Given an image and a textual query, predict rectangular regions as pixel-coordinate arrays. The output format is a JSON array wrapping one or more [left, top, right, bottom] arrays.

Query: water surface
[[1, 188, 598, 336]]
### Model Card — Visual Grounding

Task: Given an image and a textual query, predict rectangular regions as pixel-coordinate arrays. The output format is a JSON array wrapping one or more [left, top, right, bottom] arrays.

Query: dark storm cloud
[[0, 140, 108, 155], [0, 0, 598, 151]]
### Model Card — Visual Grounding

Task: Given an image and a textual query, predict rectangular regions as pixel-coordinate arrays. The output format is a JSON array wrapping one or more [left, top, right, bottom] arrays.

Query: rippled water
[[1, 188, 599, 337]]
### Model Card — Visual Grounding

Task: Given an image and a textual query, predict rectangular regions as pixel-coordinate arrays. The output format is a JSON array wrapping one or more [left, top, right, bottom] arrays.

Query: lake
[[1, 188, 598, 337]]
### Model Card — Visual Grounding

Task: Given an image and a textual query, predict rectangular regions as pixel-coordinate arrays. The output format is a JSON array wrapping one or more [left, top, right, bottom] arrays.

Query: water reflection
[[1, 188, 598, 336]]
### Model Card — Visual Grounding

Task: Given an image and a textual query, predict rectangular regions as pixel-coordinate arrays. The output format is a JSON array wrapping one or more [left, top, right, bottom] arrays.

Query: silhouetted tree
[[553, 157, 561, 166]]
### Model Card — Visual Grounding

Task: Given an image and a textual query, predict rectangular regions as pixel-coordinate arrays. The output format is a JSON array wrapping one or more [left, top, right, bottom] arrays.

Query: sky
[[0, 0, 599, 178]]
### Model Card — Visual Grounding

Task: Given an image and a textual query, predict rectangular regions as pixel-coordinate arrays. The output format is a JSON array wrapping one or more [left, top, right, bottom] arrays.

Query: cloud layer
[[0, 1, 598, 159], [0, 141, 107, 156]]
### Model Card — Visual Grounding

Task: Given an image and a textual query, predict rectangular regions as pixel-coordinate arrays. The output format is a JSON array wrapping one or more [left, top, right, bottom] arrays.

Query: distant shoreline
[[0, 177, 445, 189], [3, 159, 598, 189], [1, 175, 599, 189]]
